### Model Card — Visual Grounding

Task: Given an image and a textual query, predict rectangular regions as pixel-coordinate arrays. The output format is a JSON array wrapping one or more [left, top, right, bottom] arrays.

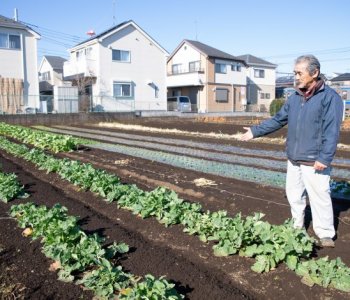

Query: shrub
[[269, 98, 285, 116]]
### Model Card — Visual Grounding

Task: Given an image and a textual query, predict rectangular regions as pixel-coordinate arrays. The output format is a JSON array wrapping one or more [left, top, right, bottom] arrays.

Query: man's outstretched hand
[[239, 127, 254, 141]]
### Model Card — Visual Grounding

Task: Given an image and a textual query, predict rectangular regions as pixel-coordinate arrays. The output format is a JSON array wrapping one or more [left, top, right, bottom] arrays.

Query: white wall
[[0, 26, 39, 107], [97, 24, 167, 111], [24, 31, 39, 101], [64, 43, 98, 77], [214, 59, 246, 85], [171, 43, 201, 72], [247, 66, 276, 85]]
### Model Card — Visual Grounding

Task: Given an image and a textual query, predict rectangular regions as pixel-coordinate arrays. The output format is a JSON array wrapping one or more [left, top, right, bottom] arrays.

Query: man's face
[[294, 61, 319, 89]]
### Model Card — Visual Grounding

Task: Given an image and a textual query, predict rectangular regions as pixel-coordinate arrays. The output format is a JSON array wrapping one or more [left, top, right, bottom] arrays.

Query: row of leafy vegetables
[[0, 172, 183, 299], [0, 123, 350, 293]]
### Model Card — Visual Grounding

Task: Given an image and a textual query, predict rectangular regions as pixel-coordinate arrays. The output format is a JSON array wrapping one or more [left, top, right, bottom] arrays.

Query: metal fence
[[0, 95, 141, 114], [1, 94, 275, 115]]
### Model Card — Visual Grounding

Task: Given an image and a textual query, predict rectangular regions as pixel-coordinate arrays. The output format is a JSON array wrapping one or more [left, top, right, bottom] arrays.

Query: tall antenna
[[113, 0, 116, 25], [14, 8, 18, 21]]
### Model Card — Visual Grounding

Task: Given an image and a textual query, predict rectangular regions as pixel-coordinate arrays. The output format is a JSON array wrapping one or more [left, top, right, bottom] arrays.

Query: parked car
[[283, 87, 296, 99], [167, 96, 191, 112]]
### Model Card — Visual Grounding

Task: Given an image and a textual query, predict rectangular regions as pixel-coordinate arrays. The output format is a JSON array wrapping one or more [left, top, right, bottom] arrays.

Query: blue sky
[[2, 0, 350, 76]]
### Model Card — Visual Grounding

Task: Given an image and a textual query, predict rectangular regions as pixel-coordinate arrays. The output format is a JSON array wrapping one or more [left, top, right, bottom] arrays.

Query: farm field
[[0, 117, 350, 299]]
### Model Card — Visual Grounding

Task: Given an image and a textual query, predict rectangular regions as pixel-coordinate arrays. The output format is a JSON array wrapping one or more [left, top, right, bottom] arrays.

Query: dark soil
[[0, 153, 253, 300], [1, 116, 350, 299]]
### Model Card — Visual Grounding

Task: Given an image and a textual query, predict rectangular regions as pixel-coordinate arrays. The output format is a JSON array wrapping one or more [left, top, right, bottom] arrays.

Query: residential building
[[38, 55, 68, 94], [275, 75, 294, 98], [237, 54, 276, 111], [0, 14, 40, 113], [167, 40, 247, 113], [63, 20, 169, 112], [329, 73, 350, 102], [330, 73, 350, 87], [38, 55, 75, 113]]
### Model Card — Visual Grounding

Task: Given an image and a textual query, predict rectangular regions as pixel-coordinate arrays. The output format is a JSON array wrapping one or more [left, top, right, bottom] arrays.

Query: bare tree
[[72, 69, 96, 112]]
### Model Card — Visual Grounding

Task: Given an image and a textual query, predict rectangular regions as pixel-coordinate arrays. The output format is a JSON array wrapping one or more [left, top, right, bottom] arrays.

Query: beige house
[[167, 40, 247, 113], [237, 54, 277, 112], [0, 14, 40, 113]]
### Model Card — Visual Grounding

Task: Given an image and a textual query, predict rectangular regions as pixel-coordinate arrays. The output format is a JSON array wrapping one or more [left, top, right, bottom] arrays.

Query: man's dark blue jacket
[[251, 84, 344, 166]]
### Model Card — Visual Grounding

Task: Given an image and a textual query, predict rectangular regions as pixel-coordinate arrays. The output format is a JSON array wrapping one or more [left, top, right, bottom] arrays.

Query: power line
[[275, 57, 350, 66], [20, 20, 83, 41], [40, 35, 74, 48], [263, 46, 350, 59], [38, 48, 69, 56]]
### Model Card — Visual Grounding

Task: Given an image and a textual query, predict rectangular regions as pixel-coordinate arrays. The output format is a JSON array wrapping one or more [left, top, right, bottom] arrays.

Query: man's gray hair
[[295, 55, 321, 76]]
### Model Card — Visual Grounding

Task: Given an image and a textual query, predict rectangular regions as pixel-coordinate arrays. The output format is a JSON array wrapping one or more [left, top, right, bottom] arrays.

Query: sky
[[1, 0, 350, 76]]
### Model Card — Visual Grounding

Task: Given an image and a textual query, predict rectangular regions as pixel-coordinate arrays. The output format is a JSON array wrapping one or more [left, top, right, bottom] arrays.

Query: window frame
[[113, 81, 133, 99], [172, 64, 182, 74], [112, 49, 131, 62], [0, 32, 21, 49], [189, 60, 200, 72], [215, 63, 227, 74], [42, 71, 51, 81], [254, 69, 265, 78], [231, 63, 242, 72], [215, 88, 229, 103]]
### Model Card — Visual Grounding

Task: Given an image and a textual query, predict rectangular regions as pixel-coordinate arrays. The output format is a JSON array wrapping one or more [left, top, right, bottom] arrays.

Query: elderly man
[[240, 55, 343, 247]]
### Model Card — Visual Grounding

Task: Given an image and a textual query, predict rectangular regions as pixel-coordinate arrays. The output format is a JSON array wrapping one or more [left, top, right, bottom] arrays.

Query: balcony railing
[[64, 59, 97, 78], [167, 67, 204, 76]]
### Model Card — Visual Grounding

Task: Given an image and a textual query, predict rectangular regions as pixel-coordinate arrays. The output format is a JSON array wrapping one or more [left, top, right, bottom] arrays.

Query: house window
[[113, 82, 133, 98], [112, 49, 130, 62], [76, 50, 84, 60], [260, 93, 270, 99], [0, 33, 7, 48], [231, 63, 242, 72], [215, 63, 227, 74], [0, 33, 20, 49], [215, 88, 228, 102], [254, 69, 265, 78], [42, 71, 51, 81], [172, 64, 181, 74], [189, 61, 200, 72], [85, 47, 93, 57]]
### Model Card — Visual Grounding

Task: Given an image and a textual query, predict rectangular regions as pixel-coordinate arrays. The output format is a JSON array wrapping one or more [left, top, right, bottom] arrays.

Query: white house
[[0, 14, 40, 113], [167, 40, 247, 113], [38, 55, 68, 92], [236, 54, 277, 111], [64, 20, 169, 112]]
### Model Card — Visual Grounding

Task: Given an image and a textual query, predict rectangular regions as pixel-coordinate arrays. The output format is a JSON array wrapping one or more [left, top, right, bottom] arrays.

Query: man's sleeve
[[251, 100, 289, 138], [317, 93, 344, 166]]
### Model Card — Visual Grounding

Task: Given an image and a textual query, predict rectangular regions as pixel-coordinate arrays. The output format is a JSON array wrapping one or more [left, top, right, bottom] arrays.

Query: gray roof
[[71, 19, 168, 54], [236, 54, 277, 68], [0, 14, 39, 36], [330, 73, 350, 82], [74, 20, 130, 47], [44, 56, 67, 70], [185, 40, 246, 64]]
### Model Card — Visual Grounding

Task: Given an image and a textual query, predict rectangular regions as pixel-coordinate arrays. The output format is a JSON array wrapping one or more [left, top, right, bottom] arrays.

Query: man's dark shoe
[[319, 238, 335, 248]]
